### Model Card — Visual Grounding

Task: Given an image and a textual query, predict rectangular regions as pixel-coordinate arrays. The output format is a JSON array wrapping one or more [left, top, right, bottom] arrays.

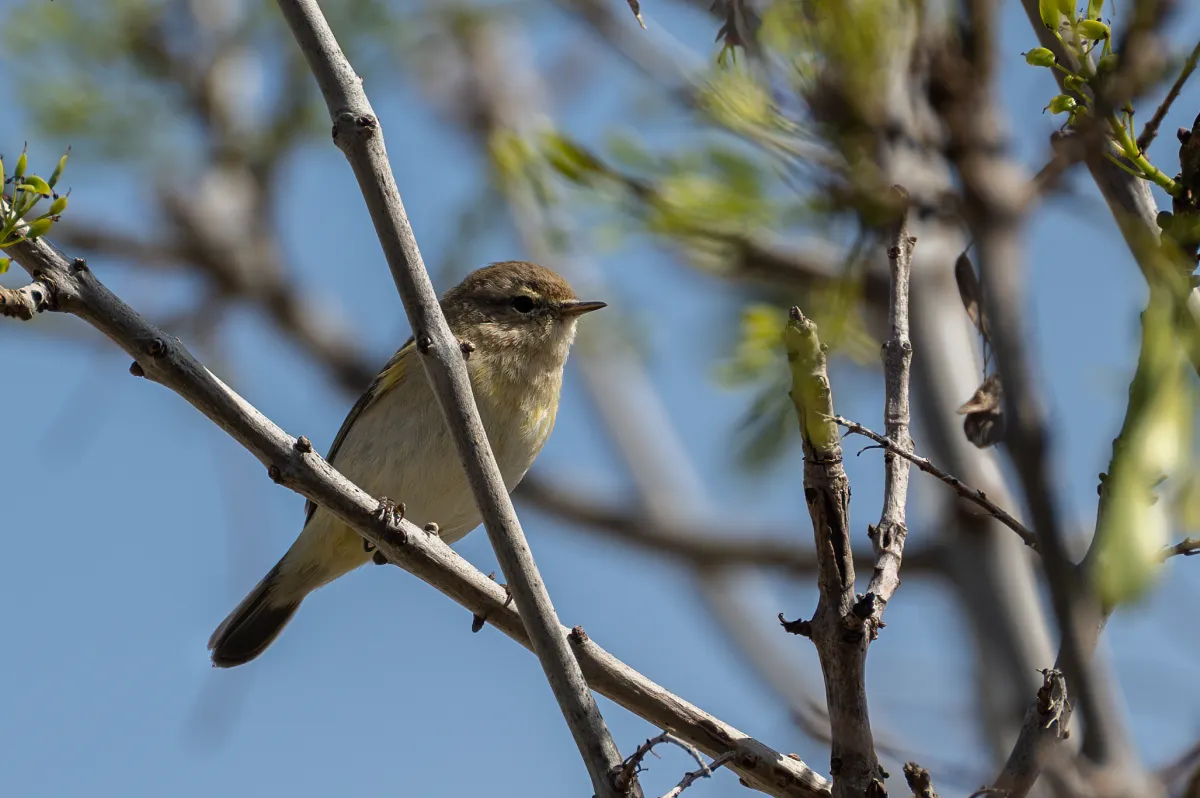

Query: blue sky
[[2, 2, 1199, 797]]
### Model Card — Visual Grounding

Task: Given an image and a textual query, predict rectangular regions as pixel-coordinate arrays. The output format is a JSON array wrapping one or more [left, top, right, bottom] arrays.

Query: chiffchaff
[[208, 261, 605, 667]]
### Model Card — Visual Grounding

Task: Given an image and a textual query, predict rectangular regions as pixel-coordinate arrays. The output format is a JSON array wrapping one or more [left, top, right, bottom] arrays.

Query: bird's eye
[[511, 295, 535, 313]]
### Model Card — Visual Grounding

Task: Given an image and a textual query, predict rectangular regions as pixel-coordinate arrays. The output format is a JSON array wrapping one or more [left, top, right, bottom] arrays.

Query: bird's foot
[[367, 497, 406, 554]]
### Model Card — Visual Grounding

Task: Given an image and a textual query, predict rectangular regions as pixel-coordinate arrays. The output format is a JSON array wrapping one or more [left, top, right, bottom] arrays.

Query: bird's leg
[[368, 497, 406, 559]]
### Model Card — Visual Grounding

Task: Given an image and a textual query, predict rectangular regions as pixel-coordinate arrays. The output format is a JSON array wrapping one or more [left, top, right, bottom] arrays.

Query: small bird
[[208, 261, 605, 667]]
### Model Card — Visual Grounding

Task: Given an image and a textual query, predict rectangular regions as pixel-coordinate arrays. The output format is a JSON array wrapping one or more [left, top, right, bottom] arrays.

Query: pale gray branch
[[4, 229, 831, 798], [661, 751, 736, 798], [270, 1, 629, 792], [856, 189, 916, 635], [0, 279, 51, 320]]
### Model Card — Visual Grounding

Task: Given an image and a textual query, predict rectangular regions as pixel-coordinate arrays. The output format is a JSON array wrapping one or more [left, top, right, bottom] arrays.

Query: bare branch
[[834, 417, 1037, 552], [993, 668, 1074, 798], [271, 1, 629, 792], [0, 279, 52, 320], [1160, 537, 1200, 560], [660, 752, 736, 798], [1137, 38, 1200, 152], [783, 308, 880, 798], [4, 229, 830, 798], [615, 732, 707, 792], [855, 188, 915, 635]]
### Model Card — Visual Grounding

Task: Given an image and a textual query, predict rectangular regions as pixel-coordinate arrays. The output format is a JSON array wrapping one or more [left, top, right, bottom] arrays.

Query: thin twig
[[615, 732, 708, 791], [2, 229, 831, 798], [270, 2, 628, 793], [1137, 39, 1200, 152], [834, 417, 1038, 552], [661, 751, 736, 798], [1161, 536, 1200, 560], [855, 187, 916, 636]]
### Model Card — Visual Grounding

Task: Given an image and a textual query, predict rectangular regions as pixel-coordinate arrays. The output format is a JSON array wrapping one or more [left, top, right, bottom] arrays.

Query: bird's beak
[[558, 300, 608, 317]]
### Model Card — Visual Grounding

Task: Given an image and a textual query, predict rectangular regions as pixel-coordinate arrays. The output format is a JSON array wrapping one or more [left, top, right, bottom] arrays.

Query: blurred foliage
[[0, 147, 71, 273], [1023, 0, 1181, 196], [1091, 283, 1193, 607], [3, 0, 405, 171]]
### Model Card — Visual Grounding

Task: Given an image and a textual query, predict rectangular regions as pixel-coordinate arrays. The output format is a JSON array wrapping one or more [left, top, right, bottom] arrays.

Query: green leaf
[[541, 132, 604, 185], [0, 257, 9, 274]]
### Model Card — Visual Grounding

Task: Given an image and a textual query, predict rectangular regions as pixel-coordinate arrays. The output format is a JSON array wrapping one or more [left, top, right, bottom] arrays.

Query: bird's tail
[[208, 561, 302, 668]]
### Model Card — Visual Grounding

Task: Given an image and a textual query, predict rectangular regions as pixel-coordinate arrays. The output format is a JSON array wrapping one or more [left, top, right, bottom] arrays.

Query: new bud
[[1025, 48, 1056, 67]]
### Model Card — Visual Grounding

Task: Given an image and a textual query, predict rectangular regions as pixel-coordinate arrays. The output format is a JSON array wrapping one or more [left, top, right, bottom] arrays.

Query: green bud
[[1025, 47, 1056, 67], [1078, 19, 1109, 40], [48, 195, 68, 216], [1039, 0, 1060, 28], [21, 175, 51, 197], [25, 218, 52, 239], [0, 156, 5, 189], [1064, 74, 1087, 93], [1057, 0, 1075, 15], [15, 147, 27, 180], [49, 147, 69, 189], [1087, 0, 1104, 18], [1098, 53, 1118, 73], [1046, 94, 1077, 114], [0, 257, 9, 274]]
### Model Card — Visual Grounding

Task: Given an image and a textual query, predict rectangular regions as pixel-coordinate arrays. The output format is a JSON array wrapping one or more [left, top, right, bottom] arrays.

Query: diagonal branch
[[1137, 38, 1200, 152], [270, 1, 628, 793], [834, 417, 1038, 552], [2, 229, 831, 798]]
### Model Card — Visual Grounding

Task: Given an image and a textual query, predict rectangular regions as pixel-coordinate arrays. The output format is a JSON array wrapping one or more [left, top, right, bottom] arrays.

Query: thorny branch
[[1, 226, 830, 798], [271, 1, 629, 793], [834, 417, 1038, 552]]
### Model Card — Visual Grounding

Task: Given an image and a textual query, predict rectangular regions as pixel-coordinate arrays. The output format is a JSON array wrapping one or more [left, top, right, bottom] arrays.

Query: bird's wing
[[304, 335, 416, 524]]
